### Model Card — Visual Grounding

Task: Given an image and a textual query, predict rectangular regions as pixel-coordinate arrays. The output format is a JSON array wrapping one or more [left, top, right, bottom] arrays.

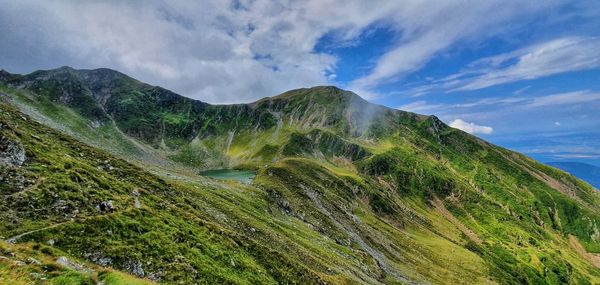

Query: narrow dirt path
[[7, 190, 144, 244], [6, 210, 125, 244], [6, 177, 46, 198], [7, 220, 71, 244]]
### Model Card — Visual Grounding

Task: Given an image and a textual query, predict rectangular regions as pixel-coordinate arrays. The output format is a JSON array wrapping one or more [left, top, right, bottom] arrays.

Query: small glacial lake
[[199, 169, 256, 184]]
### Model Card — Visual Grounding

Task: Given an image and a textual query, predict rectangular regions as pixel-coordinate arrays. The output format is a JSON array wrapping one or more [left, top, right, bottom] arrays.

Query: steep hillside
[[548, 162, 600, 190], [0, 67, 425, 169], [0, 240, 155, 285], [1, 67, 600, 284]]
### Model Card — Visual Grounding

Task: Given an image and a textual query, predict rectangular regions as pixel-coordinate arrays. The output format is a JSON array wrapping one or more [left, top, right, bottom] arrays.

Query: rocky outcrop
[[0, 70, 17, 82], [425, 115, 448, 136], [0, 136, 26, 167], [56, 256, 92, 273], [124, 260, 145, 277]]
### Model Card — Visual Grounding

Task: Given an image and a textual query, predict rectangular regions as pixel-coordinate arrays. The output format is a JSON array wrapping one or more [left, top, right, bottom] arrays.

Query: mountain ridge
[[0, 67, 438, 169], [0, 66, 420, 119], [548, 161, 600, 190], [1, 66, 600, 284]]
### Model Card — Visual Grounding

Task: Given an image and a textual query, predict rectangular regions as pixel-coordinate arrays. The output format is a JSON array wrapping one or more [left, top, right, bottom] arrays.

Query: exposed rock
[[427, 115, 447, 135], [0, 136, 26, 167], [132, 189, 141, 209], [267, 189, 292, 214], [146, 269, 165, 282], [56, 256, 91, 273], [90, 120, 102, 128], [124, 260, 145, 277], [85, 252, 113, 266], [532, 210, 545, 228], [27, 257, 42, 265]]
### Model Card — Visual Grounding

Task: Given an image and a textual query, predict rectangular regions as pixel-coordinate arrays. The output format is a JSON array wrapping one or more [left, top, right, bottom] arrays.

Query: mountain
[[547, 162, 600, 190], [1, 67, 600, 284], [0, 67, 426, 169]]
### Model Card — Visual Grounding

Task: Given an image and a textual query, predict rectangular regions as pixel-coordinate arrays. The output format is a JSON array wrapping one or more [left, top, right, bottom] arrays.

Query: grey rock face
[[56, 256, 91, 273], [84, 251, 113, 267], [124, 260, 145, 277], [0, 136, 26, 167]]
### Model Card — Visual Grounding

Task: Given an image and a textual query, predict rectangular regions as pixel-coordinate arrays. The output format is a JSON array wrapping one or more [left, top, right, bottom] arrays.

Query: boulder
[[56, 256, 91, 273], [0, 136, 26, 167]]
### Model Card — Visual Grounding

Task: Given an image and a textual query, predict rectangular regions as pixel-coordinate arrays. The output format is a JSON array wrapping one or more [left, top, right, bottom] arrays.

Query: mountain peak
[[253, 85, 374, 116], [6, 67, 430, 139], [268, 85, 364, 102], [57, 65, 75, 71], [0, 69, 16, 82]]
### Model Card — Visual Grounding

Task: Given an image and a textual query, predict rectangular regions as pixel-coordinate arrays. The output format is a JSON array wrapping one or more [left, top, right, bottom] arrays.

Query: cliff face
[[1, 67, 600, 284]]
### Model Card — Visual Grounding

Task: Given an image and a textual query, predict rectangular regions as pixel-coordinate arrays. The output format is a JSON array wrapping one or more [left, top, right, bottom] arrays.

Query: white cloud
[[449, 119, 493, 135], [349, 1, 563, 90], [455, 37, 600, 91], [555, 154, 600, 159], [526, 90, 600, 108], [397, 100, 443, 114], [401, 37, 600, 96], [0, 0, 568, 103], [398, 95, 529, 116], [401, 90, 600, 118], [397, 89, 600, 138], [1, 0, 340, 103]]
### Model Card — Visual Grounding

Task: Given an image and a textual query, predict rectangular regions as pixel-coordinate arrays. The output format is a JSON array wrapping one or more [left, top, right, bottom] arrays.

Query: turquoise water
[[199, 169, 256, 184]]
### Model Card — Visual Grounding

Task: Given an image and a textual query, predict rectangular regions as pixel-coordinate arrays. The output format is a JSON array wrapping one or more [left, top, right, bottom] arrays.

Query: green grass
[[2, 72, 600, 284], [99, 271, 155, 285], [0, 241, 154, 285]]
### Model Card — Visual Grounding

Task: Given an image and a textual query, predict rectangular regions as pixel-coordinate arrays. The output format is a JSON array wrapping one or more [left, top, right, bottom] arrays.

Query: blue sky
[[1, 0, 599, 165], [324, 24, 600, 166]]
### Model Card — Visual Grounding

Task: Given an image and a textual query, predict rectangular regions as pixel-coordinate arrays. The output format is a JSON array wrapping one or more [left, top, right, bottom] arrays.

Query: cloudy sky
[[1, 0, 599, 165]]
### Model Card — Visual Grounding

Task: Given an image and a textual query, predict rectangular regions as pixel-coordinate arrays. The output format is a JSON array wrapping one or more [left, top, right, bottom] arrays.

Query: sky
[[1, 0, 599, 166]]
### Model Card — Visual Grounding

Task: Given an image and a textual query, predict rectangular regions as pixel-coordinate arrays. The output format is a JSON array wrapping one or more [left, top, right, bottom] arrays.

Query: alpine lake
[[199, 169, 256, 184]]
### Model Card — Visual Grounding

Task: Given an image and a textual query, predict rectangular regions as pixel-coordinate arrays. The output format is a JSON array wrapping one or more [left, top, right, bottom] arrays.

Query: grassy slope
[[1, 68, 600, 284], [0, 100, 325, 284], [382, 126, 600, 284], [0, 241, 155, 285], [1, 97, 494, 284]]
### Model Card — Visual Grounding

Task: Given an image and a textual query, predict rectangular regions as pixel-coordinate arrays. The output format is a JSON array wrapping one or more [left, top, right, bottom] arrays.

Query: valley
[[1, 67, 599, 284]]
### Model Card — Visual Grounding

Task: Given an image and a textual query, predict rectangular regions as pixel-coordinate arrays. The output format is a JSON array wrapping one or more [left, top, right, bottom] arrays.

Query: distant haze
[[547, 161, 600, 189]]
